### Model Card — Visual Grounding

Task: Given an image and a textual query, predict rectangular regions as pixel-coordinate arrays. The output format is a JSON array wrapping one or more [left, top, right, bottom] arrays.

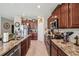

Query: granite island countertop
[[0, 34, 31, 56], [51, 39, 79, 56]]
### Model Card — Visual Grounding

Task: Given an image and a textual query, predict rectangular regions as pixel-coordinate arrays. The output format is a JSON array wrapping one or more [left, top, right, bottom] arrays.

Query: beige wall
[[0, 16, 1, 36]]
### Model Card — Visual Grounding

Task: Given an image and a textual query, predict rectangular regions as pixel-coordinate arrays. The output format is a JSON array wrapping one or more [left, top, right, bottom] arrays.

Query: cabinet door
[[48, 15, 52, 29], [47, 19, 50, 29], [21, 45, 26, 56], [55, 6, 61, 28], [28, 36, 31, 48], [31, 32, 37, 40], [21, 40, 26, 56], [50, 42, 57, 56], [21, 38, 28, 56], [48, 19, 50, 29], [69, 3, 79, 28], [60, 3, 69, 28], [50, 45, 57, 56], [26, 38, 28, 53]]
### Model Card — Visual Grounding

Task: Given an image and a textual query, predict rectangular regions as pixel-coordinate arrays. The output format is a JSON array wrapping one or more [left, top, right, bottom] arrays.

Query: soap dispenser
[[74, 35, 79, 46]]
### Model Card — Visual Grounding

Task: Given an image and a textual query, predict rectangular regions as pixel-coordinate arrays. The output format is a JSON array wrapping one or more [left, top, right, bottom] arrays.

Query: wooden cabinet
[[48, 15, 52, 29], [21, 39, 27, 56], [60, 3, 69, 28], [29, 32, 37, 40], [28, 36, 31, 48], [50, 44, 57, 56], [30, 33, 33, 40], [48, 3, 79, 28], [69, 3, 79, 28], [56, 6, 61, 28], [44, 35, 51, 55], [21, 38, 28, 56], [21, 43, 26, 56], [44, 35, 67, 56], [28, 20, 37, 29], [22, 20, 37, 29], [48, 6, 60, 29], [21, 35, 31, 56], [31, 32, 37, 40]]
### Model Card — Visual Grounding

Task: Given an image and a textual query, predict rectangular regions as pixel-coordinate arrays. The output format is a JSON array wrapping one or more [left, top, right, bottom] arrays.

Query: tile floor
[[26, 40, 48, 56]]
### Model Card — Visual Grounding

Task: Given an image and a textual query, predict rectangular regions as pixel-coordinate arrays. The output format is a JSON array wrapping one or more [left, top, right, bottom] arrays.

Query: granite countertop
[[51, 39, 79, 56], [0, 34, 31, 56]]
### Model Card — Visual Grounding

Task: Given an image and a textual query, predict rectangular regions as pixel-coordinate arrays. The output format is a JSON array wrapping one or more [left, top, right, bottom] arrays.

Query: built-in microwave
[[50, 19, 59, 29]]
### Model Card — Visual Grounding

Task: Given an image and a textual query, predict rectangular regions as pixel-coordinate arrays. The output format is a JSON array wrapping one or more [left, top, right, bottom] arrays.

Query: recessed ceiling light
[[37, 5, 40, 8]]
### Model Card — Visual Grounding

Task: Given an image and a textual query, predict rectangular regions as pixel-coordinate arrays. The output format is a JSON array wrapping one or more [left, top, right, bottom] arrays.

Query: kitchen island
[[51, 39, 79, 56], [0, 34, 31, 56]]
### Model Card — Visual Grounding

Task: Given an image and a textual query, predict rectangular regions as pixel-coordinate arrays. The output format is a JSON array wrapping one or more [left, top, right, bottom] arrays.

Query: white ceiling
[[0, 3, 58, 20]]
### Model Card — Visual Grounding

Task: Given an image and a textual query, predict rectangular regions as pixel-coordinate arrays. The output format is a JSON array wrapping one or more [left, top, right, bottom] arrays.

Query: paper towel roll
[[3, 33, 9, 42]]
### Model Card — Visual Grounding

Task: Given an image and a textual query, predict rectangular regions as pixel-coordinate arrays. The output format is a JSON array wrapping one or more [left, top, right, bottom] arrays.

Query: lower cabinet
[[50, 41, 67, 56], [28, 36, 31, 48], [51, 46, 57, 56], [44, 35, 51, 56], [21, 44, 26, 56], [31, 32, 37, 40], [50, 42, 58, 56], [21, 35, 31, 56]]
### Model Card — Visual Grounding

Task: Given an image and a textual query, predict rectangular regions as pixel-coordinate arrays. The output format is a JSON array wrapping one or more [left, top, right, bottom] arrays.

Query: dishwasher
[[4, 44, 21, 56]]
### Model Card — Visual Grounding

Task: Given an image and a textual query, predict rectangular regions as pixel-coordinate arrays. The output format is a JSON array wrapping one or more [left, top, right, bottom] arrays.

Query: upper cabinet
[[53, 5, 61, 26], [48, 5, 61, 29], [48, 3, 79, 28], [60, 3, 69, 28], [22, 20, 37, 29], [48, 15, 52, 29], [69, 3, 79, 28]]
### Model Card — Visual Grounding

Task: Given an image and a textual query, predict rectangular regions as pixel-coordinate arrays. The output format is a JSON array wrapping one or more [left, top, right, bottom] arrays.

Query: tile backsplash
[[55, 28, 79, 43]]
